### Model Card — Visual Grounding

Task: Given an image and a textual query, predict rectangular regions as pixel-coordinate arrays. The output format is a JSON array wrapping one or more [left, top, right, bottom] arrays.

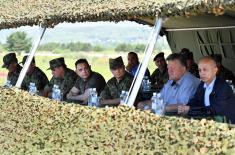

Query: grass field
[[0, 50, 171, 86]]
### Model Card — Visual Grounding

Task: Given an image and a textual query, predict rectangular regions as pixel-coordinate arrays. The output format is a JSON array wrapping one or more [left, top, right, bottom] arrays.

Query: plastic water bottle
[[28, 82, 37, 95], [142, 76, 148, 92], [158, 99, 166, 116], [151, 93, 165, 116], [120, 90, 128, 105], [88, 88, 98, 106], [151, 92, 158, 113], [4, 80, 12, 88], [52, 85, 62, 101], [146, 80, 151, 91]]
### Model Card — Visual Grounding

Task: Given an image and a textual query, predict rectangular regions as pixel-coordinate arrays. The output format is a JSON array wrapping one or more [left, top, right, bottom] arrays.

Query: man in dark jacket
[[178, 56, 235, 123]]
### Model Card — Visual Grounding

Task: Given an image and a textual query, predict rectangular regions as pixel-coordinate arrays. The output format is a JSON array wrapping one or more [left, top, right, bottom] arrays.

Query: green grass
[[0, 50, 171, 86]]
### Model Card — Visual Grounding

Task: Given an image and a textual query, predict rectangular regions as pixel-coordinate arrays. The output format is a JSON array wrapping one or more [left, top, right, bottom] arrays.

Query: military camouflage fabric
[[21, 67, 49, 91], [188, 63, 199, 78], [74, 71, 106, 95], [100, 72, 133, 100], [150, 66, 168, 92], [218, 66, 235, 85], [7, 64, 22, 86], [44, 68, 77, 99]]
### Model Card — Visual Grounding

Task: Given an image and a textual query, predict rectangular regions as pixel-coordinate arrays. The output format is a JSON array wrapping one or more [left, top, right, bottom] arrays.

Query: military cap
[[47, 57, 65, 70], [20, 55, 35, 65], [109, 56, 124, 70], [153, 52, 165, 61], [180, 48, 194, 60], [2, 53, 18, 68]]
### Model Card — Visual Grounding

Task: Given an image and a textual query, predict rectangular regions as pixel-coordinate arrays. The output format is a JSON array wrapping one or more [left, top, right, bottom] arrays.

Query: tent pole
[[126, 18, 162, 107], [15, 27, 46, 88]]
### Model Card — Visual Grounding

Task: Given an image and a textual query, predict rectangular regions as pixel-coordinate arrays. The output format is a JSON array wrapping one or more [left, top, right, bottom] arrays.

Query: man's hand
[[178, 105, 190, 115], [137, 100, 151, 110]]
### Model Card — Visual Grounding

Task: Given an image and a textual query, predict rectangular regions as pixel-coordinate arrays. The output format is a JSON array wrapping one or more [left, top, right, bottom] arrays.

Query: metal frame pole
[[15, 27, 46, 88], [126, 18, 163, 107]]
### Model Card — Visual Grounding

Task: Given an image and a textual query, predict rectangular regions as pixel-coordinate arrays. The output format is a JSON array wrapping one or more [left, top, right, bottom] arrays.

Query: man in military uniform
[[20, 56, 49, 94], [180, 48, 199, 78], [66, 59, 106, 104], [2, 53, 22, 86], [150, 52, 168, 92], [100, 56, 133, 106], [43, 57, 77, 100], [211, 54, 235, 85]]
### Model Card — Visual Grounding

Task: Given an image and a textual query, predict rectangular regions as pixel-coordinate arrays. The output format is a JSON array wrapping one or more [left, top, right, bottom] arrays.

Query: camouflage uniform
[[2, 53, 22, 86], [21, 67, 49, 91], [7, 64, 22, 86], [44, 68, 77, 99], [100, 72, 133, 99], [150, 66, 168, 91], [74, 71, 106, 95]]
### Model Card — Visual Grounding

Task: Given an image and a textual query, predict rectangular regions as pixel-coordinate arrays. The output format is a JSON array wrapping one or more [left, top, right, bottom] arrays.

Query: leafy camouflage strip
[[0, 87, 235, 154], [0, 0, 235, 29]]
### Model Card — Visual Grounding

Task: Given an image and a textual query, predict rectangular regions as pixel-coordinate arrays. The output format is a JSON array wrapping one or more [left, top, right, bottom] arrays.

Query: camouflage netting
[[0, 87, 235, 154], [0, 0, 235, 29]]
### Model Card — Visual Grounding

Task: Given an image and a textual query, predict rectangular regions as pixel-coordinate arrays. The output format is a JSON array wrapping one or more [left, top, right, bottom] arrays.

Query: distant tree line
[[38, 42, 146, 53], [1, 31, 147, 53], [37, 42, 105, 52]]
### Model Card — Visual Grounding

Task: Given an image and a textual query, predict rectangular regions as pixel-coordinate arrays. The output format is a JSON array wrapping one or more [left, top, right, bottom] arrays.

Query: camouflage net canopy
[[0, 0, 235, 29], [0, 87, 235, 154]]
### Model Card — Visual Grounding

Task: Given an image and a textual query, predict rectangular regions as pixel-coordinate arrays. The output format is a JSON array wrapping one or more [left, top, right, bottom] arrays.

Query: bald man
[[178, 56, 235, 123]]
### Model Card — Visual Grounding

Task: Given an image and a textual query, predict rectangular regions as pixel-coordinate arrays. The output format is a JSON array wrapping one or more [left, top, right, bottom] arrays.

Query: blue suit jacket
[[188, 77, 235, 123]]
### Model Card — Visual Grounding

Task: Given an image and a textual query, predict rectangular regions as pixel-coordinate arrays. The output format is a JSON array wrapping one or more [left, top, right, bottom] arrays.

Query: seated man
[[126, 52, 150, 77], [66, 59, 106, 104], [150, 52, 168, 91], [20, 56, 49, 94], [180, 48, 199, 78], [2, 53, 22, 86], [178, 56, 235, 123], [43, 57, 77, 100], [100, 56, 133, 106], [210, 54, 235, 86], [138, 53, 200, 112]]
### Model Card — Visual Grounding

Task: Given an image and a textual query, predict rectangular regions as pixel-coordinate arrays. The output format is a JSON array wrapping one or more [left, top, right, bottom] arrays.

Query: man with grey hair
[[138, 53, 200, 112]]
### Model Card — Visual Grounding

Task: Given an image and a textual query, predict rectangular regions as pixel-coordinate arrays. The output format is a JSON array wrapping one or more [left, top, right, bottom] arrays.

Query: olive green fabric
[[167, 28, 235, 75], [100, 72, 133, 100], [48, 57, 65, 70], [44, 68, 78, 99], [21, 67, 49, 92], [2, 53, 18, 68], [74, 71, 106, 95]]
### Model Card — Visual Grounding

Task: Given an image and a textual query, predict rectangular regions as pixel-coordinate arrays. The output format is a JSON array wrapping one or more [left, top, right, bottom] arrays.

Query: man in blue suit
[[178, 56, 235, 123]]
